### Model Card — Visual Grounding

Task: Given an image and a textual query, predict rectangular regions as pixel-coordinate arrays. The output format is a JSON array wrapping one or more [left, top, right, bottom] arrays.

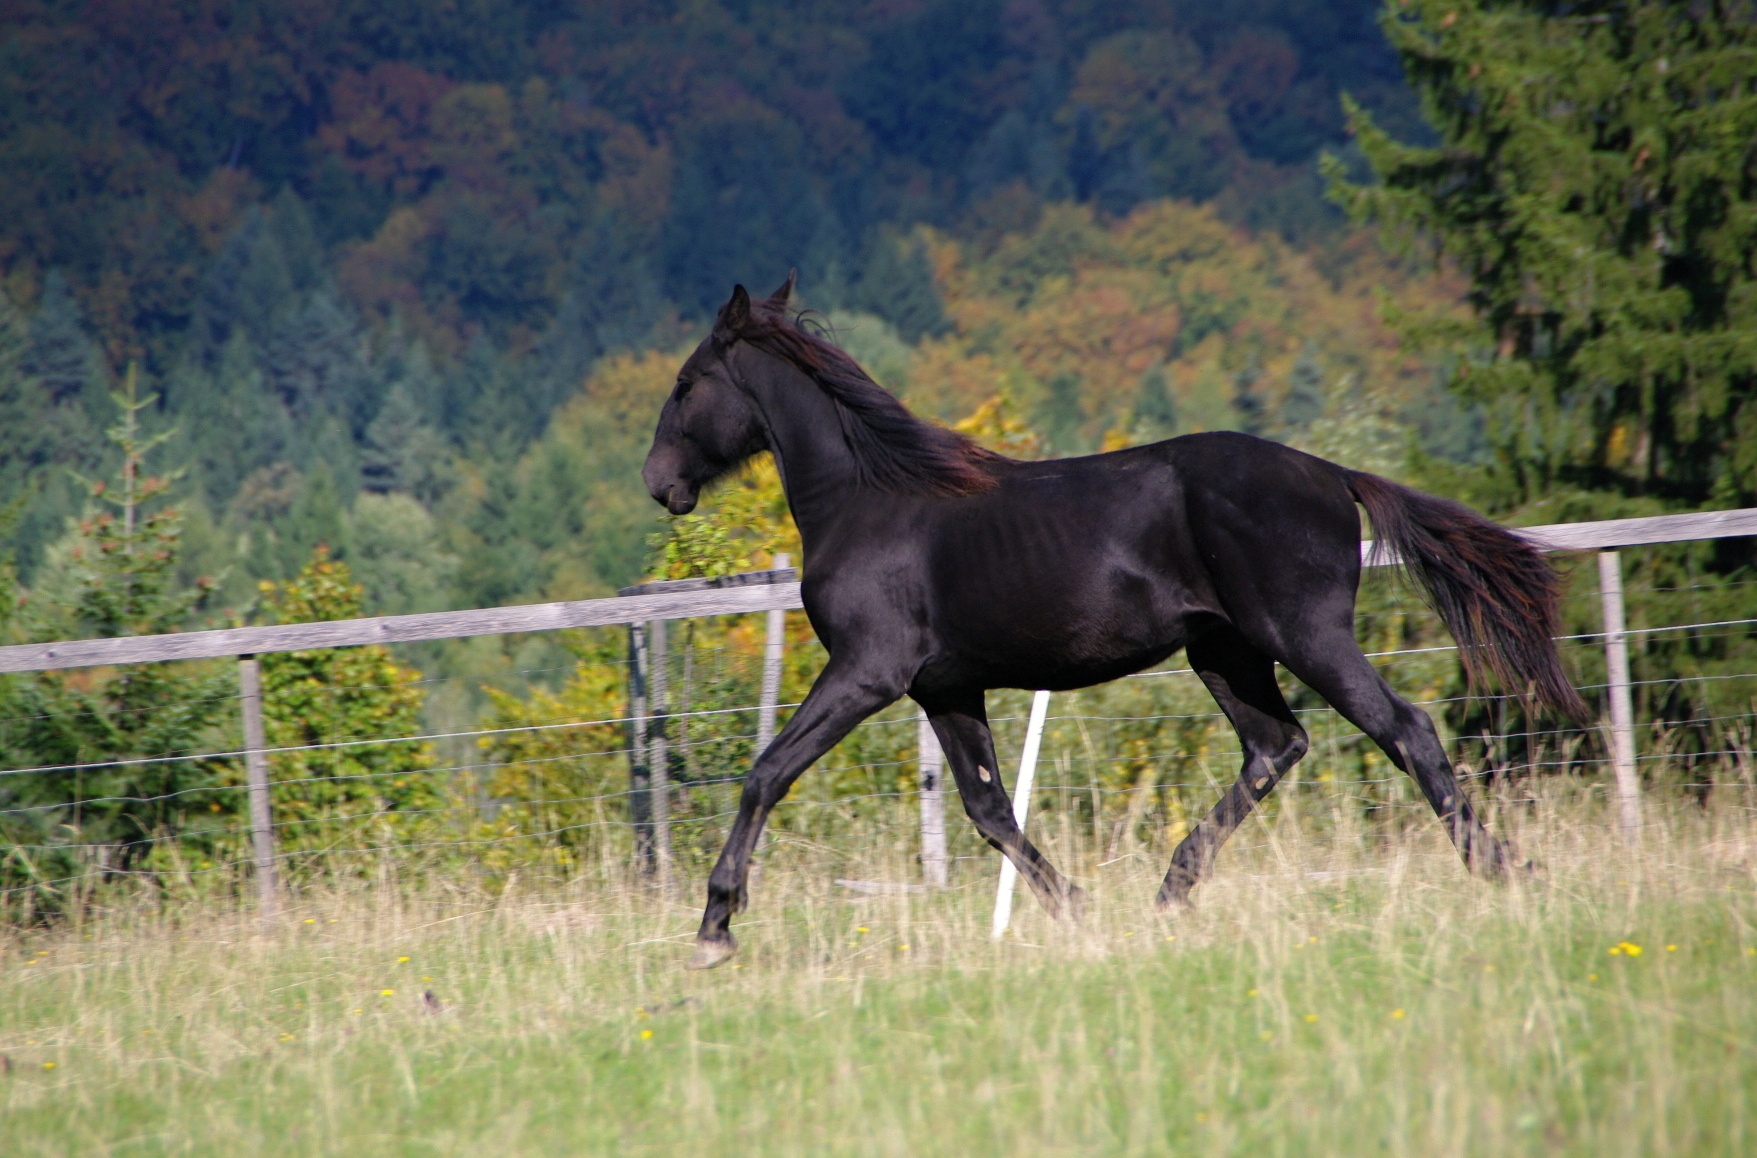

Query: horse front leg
[[690, 656, 907, 969], [924, 693, 1082, 920]]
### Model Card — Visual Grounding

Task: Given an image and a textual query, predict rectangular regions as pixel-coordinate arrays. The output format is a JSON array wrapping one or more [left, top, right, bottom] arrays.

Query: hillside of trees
[[0, 0, 1435, 611]]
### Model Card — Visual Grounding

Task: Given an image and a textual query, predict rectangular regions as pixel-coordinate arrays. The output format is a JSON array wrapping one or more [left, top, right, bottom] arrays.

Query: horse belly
[[929, 572, 1194, 692]]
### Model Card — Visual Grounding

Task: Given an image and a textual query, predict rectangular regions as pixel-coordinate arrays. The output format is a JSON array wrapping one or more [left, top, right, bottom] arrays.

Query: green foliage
[[258, 548, 443, 870], [0, 368, 236, 918], [1328, 0, 1757, 509]]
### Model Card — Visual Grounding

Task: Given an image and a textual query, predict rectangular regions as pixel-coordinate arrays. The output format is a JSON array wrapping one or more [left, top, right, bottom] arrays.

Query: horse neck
[[737, 350, 866, 548]]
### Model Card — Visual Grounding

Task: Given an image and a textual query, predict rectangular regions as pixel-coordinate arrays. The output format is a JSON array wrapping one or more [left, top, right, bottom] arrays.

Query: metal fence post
[[648, 617, 673, 891], [627, 624, 655, 873], [1597, 550, 1642, 831], [756, 553, 790, 759], [918, 710, 947, 887], [236, 656, 278, 918]]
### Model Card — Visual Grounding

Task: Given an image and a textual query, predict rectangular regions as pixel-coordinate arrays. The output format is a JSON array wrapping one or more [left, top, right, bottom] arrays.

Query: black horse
[[643, 278, 1585, 969]]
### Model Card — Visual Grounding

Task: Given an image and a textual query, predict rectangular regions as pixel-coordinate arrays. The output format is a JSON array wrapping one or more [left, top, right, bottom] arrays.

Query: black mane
[[737, 301, 1000, 497]]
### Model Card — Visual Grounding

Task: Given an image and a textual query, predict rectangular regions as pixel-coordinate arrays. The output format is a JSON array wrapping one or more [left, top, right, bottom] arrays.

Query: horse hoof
[[686, 937, 737, 971], [1154, 886, 1195, 914]]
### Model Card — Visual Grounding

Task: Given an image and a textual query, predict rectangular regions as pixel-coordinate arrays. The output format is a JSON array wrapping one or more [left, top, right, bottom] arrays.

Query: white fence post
[[756, 552, 790, 758], [919, 710, 947, 887], [1597, 550, 1642, 831], [648, 618, 673, 891], [992, 690, 1051, 940], [236, 656, 278, 919]]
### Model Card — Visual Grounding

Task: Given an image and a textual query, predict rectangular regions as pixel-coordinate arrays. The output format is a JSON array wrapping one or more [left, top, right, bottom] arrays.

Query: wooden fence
[[1, 506, 1753, 914]]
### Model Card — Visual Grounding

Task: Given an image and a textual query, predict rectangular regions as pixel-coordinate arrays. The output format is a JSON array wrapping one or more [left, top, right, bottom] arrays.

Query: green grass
[[4, 785, 1756, 1156]]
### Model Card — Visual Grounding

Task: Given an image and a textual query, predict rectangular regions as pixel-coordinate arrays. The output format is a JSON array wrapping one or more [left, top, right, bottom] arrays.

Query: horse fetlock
[[687, 934, 738, 971]]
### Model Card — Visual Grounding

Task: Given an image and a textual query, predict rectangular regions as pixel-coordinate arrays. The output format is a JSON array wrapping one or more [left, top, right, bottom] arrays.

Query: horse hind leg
[[924, 695, 1082, 919], [1158, 628, 1309, 910], [1275, 627, 1514, 877]]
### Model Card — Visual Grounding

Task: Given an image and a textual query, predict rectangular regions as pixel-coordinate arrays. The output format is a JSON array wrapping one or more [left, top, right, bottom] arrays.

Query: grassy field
[[3, 782, 1756, 1156]]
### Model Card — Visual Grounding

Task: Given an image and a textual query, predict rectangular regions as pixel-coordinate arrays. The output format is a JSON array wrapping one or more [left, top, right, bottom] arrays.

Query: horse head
[[641, 276, 795, 514]]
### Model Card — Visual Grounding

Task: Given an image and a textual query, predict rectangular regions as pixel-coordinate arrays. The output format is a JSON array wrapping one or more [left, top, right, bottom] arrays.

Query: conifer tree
[[0, 367, 234, 912], [1131, 366, 1179, 442], [25, 272, 99, 403], [1282, 343, 1327, 431], [1327, 0, 1757, 506]]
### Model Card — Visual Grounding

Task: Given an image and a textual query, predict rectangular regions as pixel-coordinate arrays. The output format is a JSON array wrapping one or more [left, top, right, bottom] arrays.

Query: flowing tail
[[1345, 471, 1589, 723]]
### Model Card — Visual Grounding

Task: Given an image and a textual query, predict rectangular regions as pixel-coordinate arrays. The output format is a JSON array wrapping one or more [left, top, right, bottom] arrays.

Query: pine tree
[[1232, 361, 1266, 436], [1282, 343, 1326, 431], [1131, 365, 1179, 442], [848, 232, 952, 344], [25, 271, 100, 403], [361, 383, 450, 501], [0, 366, 234, 912], [1327, 0, 1757, 507]]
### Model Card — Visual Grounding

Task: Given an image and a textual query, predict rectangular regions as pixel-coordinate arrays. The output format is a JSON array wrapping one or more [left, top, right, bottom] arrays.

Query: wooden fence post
[[648, 618, 673, 891], [237, 656, 278, 919], [919, 710, 947, 887], [1597, 550, 1642, 831], [756, 553, 790, 759], [627, 624, 655, 874]]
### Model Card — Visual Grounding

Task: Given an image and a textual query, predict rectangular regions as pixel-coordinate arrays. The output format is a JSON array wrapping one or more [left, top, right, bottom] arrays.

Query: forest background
[[0, 0, 1751, 896]]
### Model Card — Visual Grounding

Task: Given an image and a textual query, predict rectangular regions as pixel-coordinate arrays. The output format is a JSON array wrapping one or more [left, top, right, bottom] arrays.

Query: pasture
[[4, 781, 1754, 1156]]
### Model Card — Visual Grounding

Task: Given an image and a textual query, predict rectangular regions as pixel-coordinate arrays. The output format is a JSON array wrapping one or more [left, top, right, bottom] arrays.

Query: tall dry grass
[[2, 775, 1755, 1155]]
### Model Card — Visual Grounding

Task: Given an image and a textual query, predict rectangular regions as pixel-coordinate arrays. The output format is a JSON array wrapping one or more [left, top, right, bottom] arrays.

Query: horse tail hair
[[1345, 471, 1589, 723]]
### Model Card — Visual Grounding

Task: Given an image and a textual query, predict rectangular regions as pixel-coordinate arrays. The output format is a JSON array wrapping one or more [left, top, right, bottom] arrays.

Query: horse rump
[[1345, 471, 1589, 723]]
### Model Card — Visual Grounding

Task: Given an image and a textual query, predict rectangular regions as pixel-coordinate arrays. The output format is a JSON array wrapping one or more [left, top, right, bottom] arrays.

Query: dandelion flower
[[381, 989, 395, 997], [422, 976, 433, 982], [1304, 1014, 1319, 1023], [1622, 942, 1643, 957], [1392, 1009, 1405, 1020], [856, 927, 868, 934], [1247, 989, 1259, 997], [897, 944, 910, 952], [397, 956, 410, 964], [1666, 944, 1677, 952], [640, 1029, 653, 1040], [42, 1061, 55, 1070], [1588, 973, 1599, 981]]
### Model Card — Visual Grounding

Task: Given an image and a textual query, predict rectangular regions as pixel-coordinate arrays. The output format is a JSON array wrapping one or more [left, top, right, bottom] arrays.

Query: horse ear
[[767, 270, 797, 306], [716, 284, 752, 338]]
